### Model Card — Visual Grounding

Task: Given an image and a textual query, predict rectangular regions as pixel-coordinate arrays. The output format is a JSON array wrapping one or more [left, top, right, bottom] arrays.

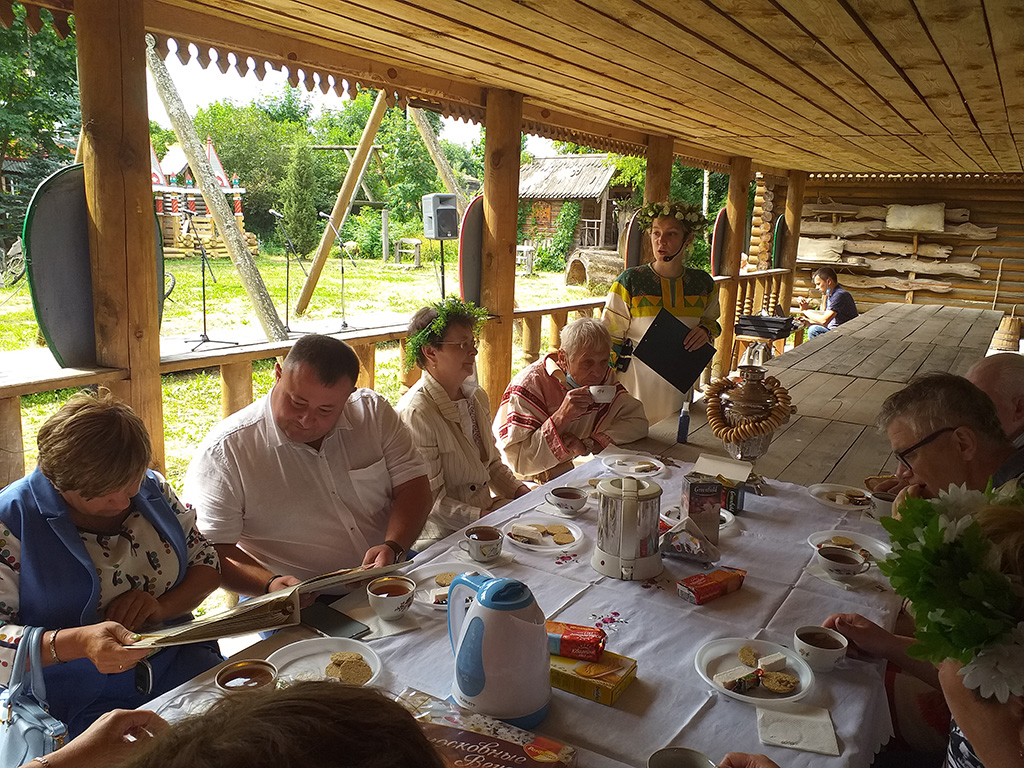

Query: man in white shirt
[[184, 335, 431, 597], [967, 353, 1024, 448]]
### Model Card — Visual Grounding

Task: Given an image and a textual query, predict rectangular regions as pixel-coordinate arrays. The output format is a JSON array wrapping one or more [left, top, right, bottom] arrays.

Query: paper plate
[[502, 517, 585, 551], [602, 455, 666, 477], [266, 637, 382, 686], [405, 561, 494, 611], [660, 508, 734, 530], [807, 530, 891, 562], [694, 637, 814, 705], [807, 483, 873, 511]]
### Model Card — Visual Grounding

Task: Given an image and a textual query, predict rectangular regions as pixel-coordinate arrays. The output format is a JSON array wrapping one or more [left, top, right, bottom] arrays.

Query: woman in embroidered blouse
[[602, 201, 721, 425], [396, 299, 529, 550], [0, 392, 222, 737]]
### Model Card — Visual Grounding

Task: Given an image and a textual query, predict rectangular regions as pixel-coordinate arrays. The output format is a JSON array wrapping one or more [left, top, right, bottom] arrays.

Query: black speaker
[[422, 193, 459, 240]]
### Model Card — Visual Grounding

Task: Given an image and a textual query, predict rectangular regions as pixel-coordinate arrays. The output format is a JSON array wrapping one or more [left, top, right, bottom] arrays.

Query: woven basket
[[993, 305, 1021, 351]]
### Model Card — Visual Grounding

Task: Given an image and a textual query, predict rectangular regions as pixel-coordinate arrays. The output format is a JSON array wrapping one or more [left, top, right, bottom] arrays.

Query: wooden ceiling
[[22, 0, 1024, 174]]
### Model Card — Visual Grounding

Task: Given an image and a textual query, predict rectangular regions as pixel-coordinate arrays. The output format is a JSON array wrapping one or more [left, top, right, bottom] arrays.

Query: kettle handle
[[620, 476, 639, 578], [447, 572, 488, 653]]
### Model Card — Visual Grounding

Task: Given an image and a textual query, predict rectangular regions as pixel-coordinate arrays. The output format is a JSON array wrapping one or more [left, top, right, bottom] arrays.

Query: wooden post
[[353, 343, 375, 390], [713, 156, 752, 378], [77, 1, 165, 469], [522, 316, 542, 365], [0, 397, 23, 487], [643, 135, 674, 204], [399, 339, 422, 391], [779, 171, 806, 314], [298, 91, 389, 315], [221, 361, 253, 417], [549, 310, 568, 350], [597, 187, 609, 247], [478, 89, 523, 415]]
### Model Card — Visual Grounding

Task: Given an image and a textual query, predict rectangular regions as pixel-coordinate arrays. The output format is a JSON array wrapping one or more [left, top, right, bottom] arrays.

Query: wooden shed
[[519, 154, 619, 250]]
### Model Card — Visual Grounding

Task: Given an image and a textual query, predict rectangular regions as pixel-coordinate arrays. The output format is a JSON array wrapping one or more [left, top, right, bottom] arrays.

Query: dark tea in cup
[[467, 526, 501, 541], [370, 581, 412, 597], [821, 550, 860, 565], [797, 629, 845, 650]]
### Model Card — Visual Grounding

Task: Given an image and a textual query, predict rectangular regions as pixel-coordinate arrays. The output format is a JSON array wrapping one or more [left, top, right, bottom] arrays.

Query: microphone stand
[[319, 211, 351, 329], [183, 210, 237, 352], [271, 213, 307, 334]]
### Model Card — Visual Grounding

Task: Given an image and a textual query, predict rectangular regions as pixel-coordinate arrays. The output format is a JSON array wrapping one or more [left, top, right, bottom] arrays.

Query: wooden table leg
[[0, 396, 24, 489]]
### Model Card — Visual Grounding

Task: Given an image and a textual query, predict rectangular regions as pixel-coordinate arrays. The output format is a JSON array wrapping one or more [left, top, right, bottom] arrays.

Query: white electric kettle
[[448, 573, 550, 728], [592, 476, 664, 580]]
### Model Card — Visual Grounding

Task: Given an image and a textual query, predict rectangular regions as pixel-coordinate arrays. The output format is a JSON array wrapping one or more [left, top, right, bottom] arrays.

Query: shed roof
[[519, 155, 616, 200]]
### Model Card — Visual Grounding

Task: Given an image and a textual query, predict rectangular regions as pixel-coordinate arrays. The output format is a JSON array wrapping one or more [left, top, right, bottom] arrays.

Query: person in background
[[967, 352, 1024, 448], [602, 200, 719, 424], [494, 317, 647, 483], [797, 267, 858, 339], [184, 334, 430, 598], [0, 392, 222, 738], [397, 298, 529, 551]]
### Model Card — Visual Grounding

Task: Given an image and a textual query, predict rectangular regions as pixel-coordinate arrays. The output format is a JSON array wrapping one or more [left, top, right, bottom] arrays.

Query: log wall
[[799, 175, 1024, 314]]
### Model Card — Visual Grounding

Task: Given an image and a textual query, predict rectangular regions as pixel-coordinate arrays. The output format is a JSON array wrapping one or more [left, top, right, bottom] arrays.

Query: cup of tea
[[870, 490, 896, 518], [794, 625, 848, 671], [816, 545, 870, 580], [366, 576, 416, 621], [546, 486, 587, 514], [647, 747, 716, 768], [588, 385, 616, 404], [215, 659, 278, 692], [458, 525, 503, 563]]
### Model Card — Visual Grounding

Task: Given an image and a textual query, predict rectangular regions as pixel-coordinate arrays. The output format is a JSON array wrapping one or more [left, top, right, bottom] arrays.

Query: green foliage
[[543, 200, 581, 271], [344, 207, 383, 258], [280, 141, 320, 255], [149, 121, 176, 160]]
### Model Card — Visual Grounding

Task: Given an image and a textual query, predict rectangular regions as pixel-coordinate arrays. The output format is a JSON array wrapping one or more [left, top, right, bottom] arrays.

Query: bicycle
[[2, 238, 26, 288]]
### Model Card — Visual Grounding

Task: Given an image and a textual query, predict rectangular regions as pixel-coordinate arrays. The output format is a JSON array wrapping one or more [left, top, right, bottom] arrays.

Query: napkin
[[533, 500, 589, 519], [756, 703, 840, 755], [328, 593, 421, 640]]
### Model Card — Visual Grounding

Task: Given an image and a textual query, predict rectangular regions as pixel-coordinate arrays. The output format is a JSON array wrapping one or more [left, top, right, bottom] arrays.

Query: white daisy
[[959, 625, 1024, 703]]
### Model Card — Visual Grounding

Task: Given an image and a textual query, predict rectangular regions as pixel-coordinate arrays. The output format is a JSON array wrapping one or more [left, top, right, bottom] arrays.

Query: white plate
[[807, 530, 891, 562], [807, 483, 873, 511], [602, 455, 666, 477], [502, 517, 585, 551], [694, 637, 814, 705], [405, 561, 494, 611], [660, 508, 734, 529], [266, 637, 382, 686]]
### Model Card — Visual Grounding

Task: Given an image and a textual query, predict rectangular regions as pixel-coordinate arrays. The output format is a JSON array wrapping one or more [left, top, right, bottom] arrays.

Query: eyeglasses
[[894, 426, 957, 471], [436, 340, 478, 353]]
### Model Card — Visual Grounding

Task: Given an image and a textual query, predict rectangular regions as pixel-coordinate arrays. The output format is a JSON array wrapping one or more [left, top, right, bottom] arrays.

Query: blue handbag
[[0, 627, 68, 768]]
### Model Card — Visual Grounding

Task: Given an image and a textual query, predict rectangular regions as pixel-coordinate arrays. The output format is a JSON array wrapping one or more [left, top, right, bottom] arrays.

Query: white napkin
[[533, 500, 589, 519], [328, 593, 421, 640], [756, 703, 840, 755]]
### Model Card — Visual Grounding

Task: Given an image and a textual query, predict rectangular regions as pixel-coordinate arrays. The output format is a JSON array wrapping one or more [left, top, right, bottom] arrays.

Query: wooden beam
[[0, 397, 23, 488], [221, 361, 253, 417], [713, 156, 752, 378], [77, 0, 166, 470], [478, 89, 523, 416], [297, 90, 388, 316], [408, 106, 468, 215], [644, 134, 674, 204], [353, 342, 375, 390], [779, 170, 806, 313]]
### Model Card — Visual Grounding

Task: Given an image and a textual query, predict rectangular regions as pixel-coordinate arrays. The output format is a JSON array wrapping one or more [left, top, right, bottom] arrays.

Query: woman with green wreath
[[601, 201, 720, 425], [397, 298, 529, 550]]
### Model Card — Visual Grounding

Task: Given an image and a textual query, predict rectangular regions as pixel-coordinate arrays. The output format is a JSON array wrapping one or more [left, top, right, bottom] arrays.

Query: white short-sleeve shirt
[[183, 388, 426, 581]]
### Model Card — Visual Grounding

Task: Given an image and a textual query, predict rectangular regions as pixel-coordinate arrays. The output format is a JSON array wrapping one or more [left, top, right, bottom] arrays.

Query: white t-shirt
[[184, 389, 426, 582]]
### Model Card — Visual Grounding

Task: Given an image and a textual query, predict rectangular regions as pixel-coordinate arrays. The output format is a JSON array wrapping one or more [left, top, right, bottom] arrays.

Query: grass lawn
[[3, 252, 605, 488]]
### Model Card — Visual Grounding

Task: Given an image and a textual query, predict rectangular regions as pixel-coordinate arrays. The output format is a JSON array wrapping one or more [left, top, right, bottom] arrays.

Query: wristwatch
[[383, 539, 406, 563]]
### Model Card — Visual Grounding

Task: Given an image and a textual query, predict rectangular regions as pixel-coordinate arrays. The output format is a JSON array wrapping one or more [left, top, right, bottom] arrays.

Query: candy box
[[549, 650, 637, 706], [546, 620, 607, 662], [681, 472, 722, 544], [676, 567, 746, 605]]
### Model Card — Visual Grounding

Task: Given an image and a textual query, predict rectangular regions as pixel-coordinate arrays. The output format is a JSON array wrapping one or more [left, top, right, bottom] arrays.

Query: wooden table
[[626, 303, 1003, 490]]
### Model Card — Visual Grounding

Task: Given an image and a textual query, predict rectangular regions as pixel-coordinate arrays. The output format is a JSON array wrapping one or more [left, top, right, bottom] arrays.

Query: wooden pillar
[[399, 339, 422, 390], [522, 316, 542, 365], [644, 135, 674, 204], [353, 343, 375, 390], [478, 89, 523, 414], [221, 362, 253, 417], [0, 398, 23, 488], [77, 0, 165, 470], [713, 156, 752, 378], [549, 310, 568, 350], [779, 171, 807, 314]]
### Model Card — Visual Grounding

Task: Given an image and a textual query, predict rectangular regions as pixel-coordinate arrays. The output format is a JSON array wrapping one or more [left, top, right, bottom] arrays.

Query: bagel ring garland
[[704, 375, 792, 445]]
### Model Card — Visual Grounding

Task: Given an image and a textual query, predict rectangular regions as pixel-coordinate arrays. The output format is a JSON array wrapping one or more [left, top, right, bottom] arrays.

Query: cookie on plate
[[737, 645, 759, 668], [434, 572, 458, 587], [761, 671, 799, 694]]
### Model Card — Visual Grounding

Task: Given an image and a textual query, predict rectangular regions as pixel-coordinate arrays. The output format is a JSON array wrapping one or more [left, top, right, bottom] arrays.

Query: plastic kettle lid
[[476, 578, 536, 611], [596, 476, 663, 499]]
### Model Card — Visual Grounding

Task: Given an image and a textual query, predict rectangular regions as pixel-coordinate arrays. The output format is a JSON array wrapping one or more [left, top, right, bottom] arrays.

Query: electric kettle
[[592, 476, 664, 580], [448, 573, 551, 728]]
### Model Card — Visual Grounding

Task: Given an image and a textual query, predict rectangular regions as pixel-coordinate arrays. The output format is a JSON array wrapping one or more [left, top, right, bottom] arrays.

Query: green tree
[[0, 6, 79, 245], [149, 120, 176, 160], [280, 140, 319, 255]]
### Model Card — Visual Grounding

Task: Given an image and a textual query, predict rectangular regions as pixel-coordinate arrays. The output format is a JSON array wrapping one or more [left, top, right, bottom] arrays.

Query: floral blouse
[[0, 476, 218, 683]]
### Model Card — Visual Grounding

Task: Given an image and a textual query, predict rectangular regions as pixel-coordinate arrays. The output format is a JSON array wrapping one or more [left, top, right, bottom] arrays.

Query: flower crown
[[879, 483, 1024, 702], [634, 200, 708, 235], [404, 297, 488, 371]]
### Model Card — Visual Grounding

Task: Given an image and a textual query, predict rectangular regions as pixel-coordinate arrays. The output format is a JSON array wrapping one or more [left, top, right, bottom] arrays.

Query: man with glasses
[[877, 373, 1024, 502], [494, 318, 648, 482]]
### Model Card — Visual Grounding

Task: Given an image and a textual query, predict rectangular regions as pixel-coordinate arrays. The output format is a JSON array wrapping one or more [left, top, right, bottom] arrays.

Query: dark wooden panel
[[776, 420, 866, 487]]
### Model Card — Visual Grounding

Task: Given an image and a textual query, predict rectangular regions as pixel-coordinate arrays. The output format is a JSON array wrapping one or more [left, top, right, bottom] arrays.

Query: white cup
[[546, 486, 587, 513], [366, 576, 416, 621], [458, 525, 504, 563], [816, 545, 870, 580], [589, 384, 616, 403], [870, 491, 896, 518], [648, 748, 715, 768], [794, 625, 848, 671]]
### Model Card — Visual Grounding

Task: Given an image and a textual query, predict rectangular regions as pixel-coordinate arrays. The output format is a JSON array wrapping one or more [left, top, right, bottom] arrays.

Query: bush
[[533, 245, 562, 272], [347, 208, 383, 259]]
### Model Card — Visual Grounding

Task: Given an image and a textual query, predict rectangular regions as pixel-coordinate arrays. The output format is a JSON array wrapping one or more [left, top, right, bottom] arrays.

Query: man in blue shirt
[[798, 267, 858, 338]]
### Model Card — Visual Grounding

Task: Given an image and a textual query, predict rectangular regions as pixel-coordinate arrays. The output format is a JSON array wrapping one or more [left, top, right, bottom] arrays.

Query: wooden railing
[[714, 268, 790, 317], [0, 298, 608, 486]]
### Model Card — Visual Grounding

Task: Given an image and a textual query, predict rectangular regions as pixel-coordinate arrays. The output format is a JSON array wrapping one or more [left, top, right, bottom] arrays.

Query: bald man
[[967, 353, 1024, 448]]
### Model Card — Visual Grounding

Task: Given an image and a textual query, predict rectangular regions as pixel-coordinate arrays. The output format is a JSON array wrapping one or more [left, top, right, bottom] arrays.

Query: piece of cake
[[430, 586, 449, 605], [509, 524, 544, 544], [757, 652, 787, 672], [713, 664, 760, 692]]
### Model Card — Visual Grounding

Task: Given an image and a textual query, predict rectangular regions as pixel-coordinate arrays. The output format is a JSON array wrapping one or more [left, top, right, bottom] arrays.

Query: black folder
[[633, 308, 717, 393]]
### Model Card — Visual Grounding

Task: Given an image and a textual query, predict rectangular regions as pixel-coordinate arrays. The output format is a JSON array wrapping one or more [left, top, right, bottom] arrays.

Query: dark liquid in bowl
[[822, 551, 860, 565], [370, 583, 412, 597], [552, 489, 584, 499], [218, 664, 276, 690], [798, 630, 845, 650], [467, 527, 500, 541]]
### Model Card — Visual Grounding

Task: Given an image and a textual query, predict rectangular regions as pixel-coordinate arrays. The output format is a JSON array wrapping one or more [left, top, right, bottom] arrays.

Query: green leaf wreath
[[404, 296, 488, 371]]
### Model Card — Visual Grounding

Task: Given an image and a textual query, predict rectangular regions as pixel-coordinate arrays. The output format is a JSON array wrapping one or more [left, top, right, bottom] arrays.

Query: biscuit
[[529, 524, 548, 533], [574, 661, 618, 678], [325, 655, 373, 685], [546, 524, 570, 535], [552, 533, 575, 545], [737, 645, 759, 667], [830, 535, 856, 548], [329, 651, 363, 663], [760, 671, 799, 694], [434, 572, 457, 587]]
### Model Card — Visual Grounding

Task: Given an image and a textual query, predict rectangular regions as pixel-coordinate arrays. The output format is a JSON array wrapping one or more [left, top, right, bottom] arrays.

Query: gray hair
[[560, 317, 612, 359], [967, 353, 1024, 399], [877, 373, 1008, 444]]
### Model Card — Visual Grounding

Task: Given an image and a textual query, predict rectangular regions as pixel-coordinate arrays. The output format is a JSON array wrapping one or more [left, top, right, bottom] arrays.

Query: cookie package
[[549, 649, 638, 706]]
